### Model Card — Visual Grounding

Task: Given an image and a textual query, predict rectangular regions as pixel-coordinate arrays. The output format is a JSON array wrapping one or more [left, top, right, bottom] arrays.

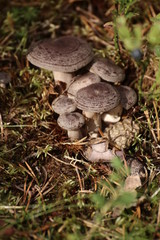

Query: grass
[[0, 0, 160, 239]]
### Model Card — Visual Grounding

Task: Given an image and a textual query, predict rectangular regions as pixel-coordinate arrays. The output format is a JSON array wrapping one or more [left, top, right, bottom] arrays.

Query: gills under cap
[[27, 36, 94, 72]]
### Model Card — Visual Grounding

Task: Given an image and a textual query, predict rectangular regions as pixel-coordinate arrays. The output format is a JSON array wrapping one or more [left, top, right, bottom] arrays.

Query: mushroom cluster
[[27, 35, 138, 148]]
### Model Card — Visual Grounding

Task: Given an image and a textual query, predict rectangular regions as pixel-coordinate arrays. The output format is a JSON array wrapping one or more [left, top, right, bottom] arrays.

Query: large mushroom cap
[[27, 36, 94, 72], [57, 112, 85, 131], [75, 82, 120, 113], [52, 95, 77, 114], [115, 85, 137, 110], [89, 57, 125, 83]]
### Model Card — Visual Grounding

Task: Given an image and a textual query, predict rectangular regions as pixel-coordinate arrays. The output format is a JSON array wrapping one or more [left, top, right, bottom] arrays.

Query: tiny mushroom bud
[[115, 85, 137, 110], [0, 72, 11, 88], [57, 112, 85, 141], [27, 36, 94, 87], [75, 82, 120, 132], [67, 72, 101, 99], [89, 57, 125, 83], [52, 95, 77, 115]]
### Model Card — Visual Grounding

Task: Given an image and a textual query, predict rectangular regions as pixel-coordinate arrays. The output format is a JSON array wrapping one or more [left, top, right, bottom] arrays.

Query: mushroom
[[52, 95, 77, 115], [57, 112, 85, 141], [124, 158, 147, 191], [89, 57, 125, 83], [0, 72, 11, 88], [27, 36, 94, 86], [127, 158, 147, 179], [75, 82, 120, 133], [101, 104, 123, 124], [115, 85, 137, 110], [84, 138, 124, 162], [124, 175, 142, 191], [67, 72, 101, 99]]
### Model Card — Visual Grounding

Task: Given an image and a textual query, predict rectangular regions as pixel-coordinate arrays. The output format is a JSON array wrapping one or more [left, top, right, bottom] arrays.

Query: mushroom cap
[[89, 57, 125, 83], [115, 85, 137, 110], [67, 72, 101, 97], [27, 36, 94, 72], [0, 72, 11, 84], [57, 112, 85, 131], [52, 95, 77, 114], [75, 82, 120, 113]]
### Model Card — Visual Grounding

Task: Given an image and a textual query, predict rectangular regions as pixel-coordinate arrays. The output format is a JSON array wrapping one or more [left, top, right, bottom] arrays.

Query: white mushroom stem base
[[0, 83, 6, 88], [67, 129, 83, 141], [85, 148, 117, 162], [102, 104, 123, 124], [53, 71, 74, 86]]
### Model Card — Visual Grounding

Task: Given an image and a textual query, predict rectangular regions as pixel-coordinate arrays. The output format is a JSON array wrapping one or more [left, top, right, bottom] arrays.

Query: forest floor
[[0, 0, 160, 239]]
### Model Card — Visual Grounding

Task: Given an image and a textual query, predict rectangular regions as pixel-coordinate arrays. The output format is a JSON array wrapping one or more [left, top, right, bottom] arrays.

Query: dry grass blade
[[153, 101, 160, 141], [0, 113, 4, 140], [144, 108, 157, 143], [157, 201, 160, 226]]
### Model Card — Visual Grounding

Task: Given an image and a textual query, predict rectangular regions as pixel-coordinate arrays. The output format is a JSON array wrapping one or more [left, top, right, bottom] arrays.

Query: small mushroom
[[57, 112, 85, 141], [75, 82, 120, 132], [67, 72, 101, 99], [127, 158, 147, 180], [27, 36, 94, 86], [84, 138, 124, 162], [124, 159, 147, 191], [0, 72, 11, 88], [124, 175, 142, 191], [52, 95, 77, 115], [89, 57, 125, 83], [102, 104, 123, 124], [115, 85, 137, 110]]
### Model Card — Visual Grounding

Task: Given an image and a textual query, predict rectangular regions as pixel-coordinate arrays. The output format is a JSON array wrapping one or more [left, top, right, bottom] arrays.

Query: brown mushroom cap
[[67, 72, 101, 97], [89, 57, 125, 83], [27, 36, 94, 72], [115, 85, 137, 110], [57, 112, 85, 131], [52, 95, 76, 114], [75, 82, 120, 113]]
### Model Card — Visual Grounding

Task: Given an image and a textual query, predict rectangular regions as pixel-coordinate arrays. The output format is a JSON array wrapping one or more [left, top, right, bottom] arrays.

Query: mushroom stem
[[0, 83, 6, 88], [83, 111, 95, 118], [83, 111, 102, 133], [85, 148, 117, 162], [102, 104, 123, 124], [67, 129, 83, 141], [53, 71, 74, 86]]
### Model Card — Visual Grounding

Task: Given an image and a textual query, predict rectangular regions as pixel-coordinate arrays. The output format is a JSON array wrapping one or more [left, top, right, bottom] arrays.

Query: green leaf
[[111, 157, 123, 170], [112, 191, 137, 207], [91, 193, 106, 209], [148, 23, 160, 45]]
